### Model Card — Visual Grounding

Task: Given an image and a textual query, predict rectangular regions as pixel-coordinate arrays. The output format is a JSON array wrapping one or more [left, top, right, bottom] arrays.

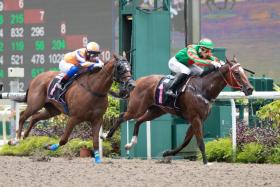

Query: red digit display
[[4, 0, 23, 11], [65, 35, 87, 50], [24, 9, 45, 24]]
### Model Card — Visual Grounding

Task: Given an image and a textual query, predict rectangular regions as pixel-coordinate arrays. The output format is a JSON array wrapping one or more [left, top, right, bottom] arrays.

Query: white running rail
[[217, 91, 280, 161]]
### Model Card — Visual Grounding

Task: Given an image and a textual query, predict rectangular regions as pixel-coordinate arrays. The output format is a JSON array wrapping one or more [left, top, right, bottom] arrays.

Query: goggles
[[87, 51, 100, 58], [200, 47, 211, 53]]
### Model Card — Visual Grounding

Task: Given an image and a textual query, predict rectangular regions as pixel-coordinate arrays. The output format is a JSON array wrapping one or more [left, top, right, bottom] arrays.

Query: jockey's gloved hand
[[219, 60, 225, 65], [87, 62, 104, 72], [211, 61, 221, 69], [94, 61, 104, 68], [81, 61, 94, 67]]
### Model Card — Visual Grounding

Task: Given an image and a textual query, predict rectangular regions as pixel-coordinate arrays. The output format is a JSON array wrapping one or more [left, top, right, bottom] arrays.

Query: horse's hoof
[[8, 139, 19, 146], [125, 143, 132, 150], [155, 157, 172, 164], [43, 144, 51, 150], [93, 158, 102, 164], [162, 150, 171, 157], [43, 143, 59, 151], [205, 162, 213, 166], [100, 133, 107, 140]]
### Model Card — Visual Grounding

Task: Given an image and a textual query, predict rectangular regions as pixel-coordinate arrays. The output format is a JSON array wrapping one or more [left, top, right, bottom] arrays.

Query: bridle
[[78, 56, 132, 98], [100, 57, 132, 84], [113, 59, 132, 84], [219, 63, 243, 89]]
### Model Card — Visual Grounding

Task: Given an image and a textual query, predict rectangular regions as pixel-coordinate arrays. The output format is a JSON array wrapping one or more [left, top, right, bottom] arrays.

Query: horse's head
[[223, 57, 254, 96], [113, 54, 135, 91]]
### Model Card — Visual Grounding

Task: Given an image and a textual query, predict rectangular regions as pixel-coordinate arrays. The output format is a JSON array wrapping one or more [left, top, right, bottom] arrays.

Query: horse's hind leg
[[23, 104, 61, 138], [105, 104, 154, 139], [105, 94, 153, 139], [17, 93, 47, 139], [18, 107, 43, 139], [125, 106, 166, 150], [163, 125, 194, 157], [105, 112, 127, 139]]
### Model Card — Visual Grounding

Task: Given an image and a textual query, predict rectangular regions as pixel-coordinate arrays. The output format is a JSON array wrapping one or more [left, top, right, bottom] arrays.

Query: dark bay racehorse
[[12, 54, 133, 163], [103, 58, 253, 165]]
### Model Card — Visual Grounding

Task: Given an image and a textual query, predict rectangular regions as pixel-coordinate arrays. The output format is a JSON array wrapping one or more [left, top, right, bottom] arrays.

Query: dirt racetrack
[[0, 156, 279, 187]]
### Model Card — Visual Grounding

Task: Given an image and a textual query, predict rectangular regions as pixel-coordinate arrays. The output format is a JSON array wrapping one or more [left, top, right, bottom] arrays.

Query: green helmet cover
[[198, 38, 214, 49]]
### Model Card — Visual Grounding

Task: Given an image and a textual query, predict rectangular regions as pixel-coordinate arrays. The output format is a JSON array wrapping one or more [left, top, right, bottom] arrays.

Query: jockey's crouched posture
[[166, 38, 225, 97], [55, 41, 104, 90]]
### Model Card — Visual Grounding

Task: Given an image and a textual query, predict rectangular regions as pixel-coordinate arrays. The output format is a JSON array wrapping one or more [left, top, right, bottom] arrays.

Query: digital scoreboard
[[0, 0, 115, 92]]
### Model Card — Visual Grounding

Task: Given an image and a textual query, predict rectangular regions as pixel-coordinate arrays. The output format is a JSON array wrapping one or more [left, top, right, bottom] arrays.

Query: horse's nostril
[[246, 87, 253, 96]]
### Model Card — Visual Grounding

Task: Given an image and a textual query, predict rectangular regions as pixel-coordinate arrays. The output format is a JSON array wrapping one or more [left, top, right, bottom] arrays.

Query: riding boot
[[166, 73, 189, 97]]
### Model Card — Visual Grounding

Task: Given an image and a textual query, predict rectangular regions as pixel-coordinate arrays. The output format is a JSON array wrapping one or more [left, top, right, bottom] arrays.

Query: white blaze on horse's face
[[238, 66, 245, 74], [231, 63, 253, 96]]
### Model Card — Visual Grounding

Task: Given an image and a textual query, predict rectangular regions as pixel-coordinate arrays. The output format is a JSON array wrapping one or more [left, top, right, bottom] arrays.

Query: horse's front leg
[[91, 118, 103, 164], [101, 112, 126, 140], [163, 125, 194, 157], [46, 117, 80, 151], [125, 106, 165, 150], [192, 116, 208, 165]]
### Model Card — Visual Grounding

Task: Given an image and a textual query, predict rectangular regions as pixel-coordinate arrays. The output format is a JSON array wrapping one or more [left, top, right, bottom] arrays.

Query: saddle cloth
[[155, 75, 191, 109], [47, 73, 82, 114], [155, 75, 177, 108]]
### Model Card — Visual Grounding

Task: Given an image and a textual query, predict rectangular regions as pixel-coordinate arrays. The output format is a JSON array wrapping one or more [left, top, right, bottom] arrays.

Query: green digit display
[[0, 15, 3, 25], [0, 69, 4, 78], [49, 67, 60, 71], [35, 40, 45, 51], [11, 41, 24, 51], [31, 68, 45, 78], [10, 13, 24, 24], [51, 39, 66, 50], [0, 41, 4, 52]]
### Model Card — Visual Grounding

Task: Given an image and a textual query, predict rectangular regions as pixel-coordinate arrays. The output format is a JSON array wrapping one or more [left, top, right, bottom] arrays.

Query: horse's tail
[[0, 89, 28, 102]]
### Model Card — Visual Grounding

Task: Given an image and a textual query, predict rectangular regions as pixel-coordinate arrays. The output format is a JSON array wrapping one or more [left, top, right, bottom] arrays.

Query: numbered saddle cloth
[[154, 75, 177, 108], [47, 73, 81, 114]]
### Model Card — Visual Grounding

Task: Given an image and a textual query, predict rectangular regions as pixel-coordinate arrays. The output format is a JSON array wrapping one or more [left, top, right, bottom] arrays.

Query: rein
[[100, 64, 111, 78], [218, 63, 242, 89], [77, 66, 111, 98], [78, 81, 107, 98], [77, 57, 132, 97]]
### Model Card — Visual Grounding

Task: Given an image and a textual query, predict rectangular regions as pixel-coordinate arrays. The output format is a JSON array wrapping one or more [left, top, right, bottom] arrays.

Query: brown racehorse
[[103, 57, 253, 165], [13, 54, 133, 163]]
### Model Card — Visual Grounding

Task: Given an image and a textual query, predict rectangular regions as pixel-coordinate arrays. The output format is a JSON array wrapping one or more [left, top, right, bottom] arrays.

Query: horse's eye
[[234, 72, 240, 77]]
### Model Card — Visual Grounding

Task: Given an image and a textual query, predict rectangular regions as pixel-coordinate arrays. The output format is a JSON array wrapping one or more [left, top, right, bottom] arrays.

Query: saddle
[[155, 75, 191, 109], [47, 73, 82, 114]]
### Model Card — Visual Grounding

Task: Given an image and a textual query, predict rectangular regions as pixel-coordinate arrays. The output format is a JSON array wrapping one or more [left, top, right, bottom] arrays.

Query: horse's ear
[[122, 51, 126, 58], [226, 57, 230, 63], [113, 53, 119, 60], [233, 55, 238, 63]]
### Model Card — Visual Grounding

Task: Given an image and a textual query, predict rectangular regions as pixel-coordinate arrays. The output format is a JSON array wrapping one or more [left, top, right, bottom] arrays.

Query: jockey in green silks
[[166, 38, 225, 97]]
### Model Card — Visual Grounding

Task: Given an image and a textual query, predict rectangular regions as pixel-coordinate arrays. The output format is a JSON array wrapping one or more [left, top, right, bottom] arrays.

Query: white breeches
[[168, 57, 203, 76], [59, 60, 75, 74]]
